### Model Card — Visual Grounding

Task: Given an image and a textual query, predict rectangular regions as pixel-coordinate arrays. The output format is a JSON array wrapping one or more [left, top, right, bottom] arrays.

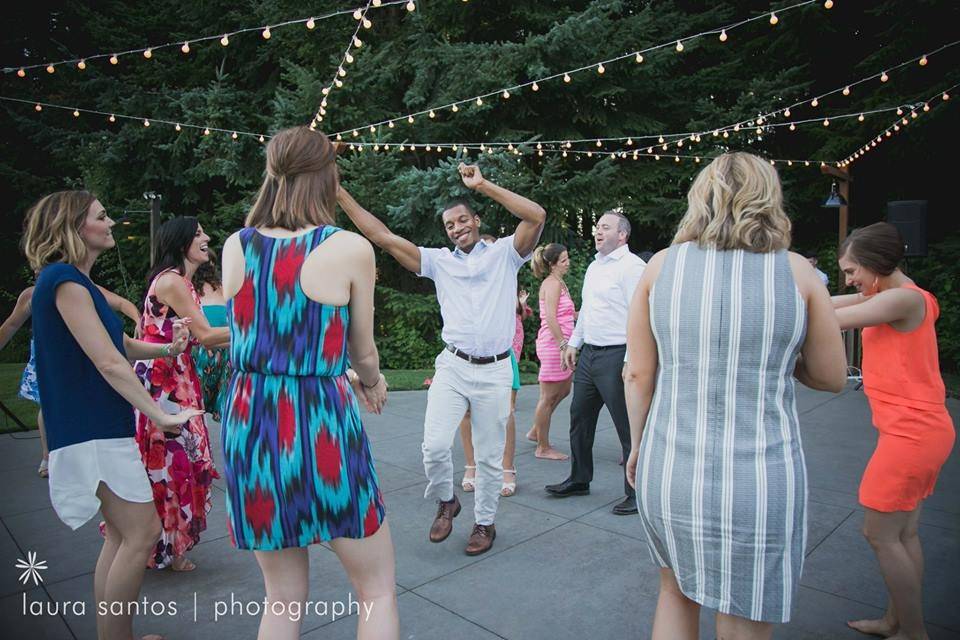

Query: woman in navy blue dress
[[22, 190, 202, 640]]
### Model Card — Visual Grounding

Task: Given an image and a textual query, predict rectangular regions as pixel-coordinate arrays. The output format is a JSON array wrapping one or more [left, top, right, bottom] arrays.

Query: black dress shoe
[[545, 480, 590, 497], [612, 496, 638, 515]]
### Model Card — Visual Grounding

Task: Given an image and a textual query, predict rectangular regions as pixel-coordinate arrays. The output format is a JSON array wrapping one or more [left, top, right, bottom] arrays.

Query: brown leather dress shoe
[[428, 495, 461, 542], [465, 523, 496, 556]]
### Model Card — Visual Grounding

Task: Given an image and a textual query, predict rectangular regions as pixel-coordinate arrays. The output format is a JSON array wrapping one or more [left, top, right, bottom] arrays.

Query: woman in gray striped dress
[[623, 152, 848, 639]]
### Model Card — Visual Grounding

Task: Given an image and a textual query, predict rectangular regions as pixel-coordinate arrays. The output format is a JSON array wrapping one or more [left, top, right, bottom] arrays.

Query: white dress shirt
[[568, 244, 646, 349], [419, 236, 531, 357]]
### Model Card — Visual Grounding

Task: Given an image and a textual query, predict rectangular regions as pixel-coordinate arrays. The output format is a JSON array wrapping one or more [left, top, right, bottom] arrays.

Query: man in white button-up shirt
[[338, 163, 545, 556], [546, 211, 645, 515]]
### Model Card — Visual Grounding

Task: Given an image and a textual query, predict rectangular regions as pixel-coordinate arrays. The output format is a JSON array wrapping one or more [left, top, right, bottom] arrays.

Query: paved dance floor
[[1, 383, 957, 639]]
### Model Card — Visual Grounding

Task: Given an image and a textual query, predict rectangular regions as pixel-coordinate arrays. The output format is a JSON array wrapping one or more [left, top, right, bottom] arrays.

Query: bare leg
[[458, 410, 475, 486], [330, 520, 399, 640], [37, 409, 48, 459], [532, 380, 571, 460], [651, 569, 700, 640], [253, 547, 308, 640], [501, 390, 517, 494], [96, 482, 162, 640], [849, 508, 928, 640], [716, 611, 774, 640]]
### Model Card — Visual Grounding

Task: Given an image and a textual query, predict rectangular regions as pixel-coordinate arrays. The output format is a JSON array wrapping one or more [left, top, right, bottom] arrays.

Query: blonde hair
[[246, 126, 338, 230], [22, 190, 98, 271], [531, 243, 566, 279], [673, 152, 791, 252]]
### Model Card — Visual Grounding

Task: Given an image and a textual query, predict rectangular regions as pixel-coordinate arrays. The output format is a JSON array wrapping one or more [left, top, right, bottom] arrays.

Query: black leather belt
[[585, 343, 626, 350], [445, 344, 511, 365]]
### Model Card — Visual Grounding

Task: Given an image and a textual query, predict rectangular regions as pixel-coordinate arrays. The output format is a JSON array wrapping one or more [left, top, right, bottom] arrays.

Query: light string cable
[[839, 81, 958, 167], [335, 101, 921, 152], [4, 0, 409, 76], [331, 0, 829, 136], [311, 0, 377, 128], [1, 95, 271, 141]]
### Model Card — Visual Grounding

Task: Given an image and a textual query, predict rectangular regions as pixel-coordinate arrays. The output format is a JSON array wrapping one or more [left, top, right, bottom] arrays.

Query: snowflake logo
[[15, 551, 47, 586]]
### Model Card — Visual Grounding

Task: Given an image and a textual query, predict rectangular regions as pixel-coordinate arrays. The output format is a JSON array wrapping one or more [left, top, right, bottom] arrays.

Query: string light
[[307, 17, 316, 29], [181, 42, 190, 54], [880, 71, 889, 82], [46, 64, 55, 74], [143, 119, 150, 127], [72, 109, 80, 117], [109, 114, 116, 122], [811, 98, 819, 107], [220, 35, 229, 46], [17, 68, 25, 77], [502, 90, 510, 99], [635, 52, 644, 63], [719, 30, 728, 42], [406, 1, 416, 11], [919, 55, 928, 66], [675, 40, 684, 52], [563, 73, 571, 83], [769, 12, 779, 25], [175, 123, 182, 131], [842, 86, 850, 96], [262, 27, 271, 39], [532, 82, 539, 91], [143, 48, 153, 59], [77, 59, 86, 70], [597, 63, 605, 74], [824, 0, 833, 8], [34, 104, 41, 111]]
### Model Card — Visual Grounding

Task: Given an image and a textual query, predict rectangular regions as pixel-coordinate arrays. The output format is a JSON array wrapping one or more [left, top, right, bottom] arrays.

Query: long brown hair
[[22, 190, 98, 271], [531, 243, 567, 279], [245, 126, 338, 230]]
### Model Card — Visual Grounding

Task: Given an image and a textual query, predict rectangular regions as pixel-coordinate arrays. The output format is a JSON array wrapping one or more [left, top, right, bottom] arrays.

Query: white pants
[[422, 349, 513, 525]]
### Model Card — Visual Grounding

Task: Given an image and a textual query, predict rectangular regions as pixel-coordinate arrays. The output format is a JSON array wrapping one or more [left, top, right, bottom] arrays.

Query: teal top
[[202, 304, 227, 328]]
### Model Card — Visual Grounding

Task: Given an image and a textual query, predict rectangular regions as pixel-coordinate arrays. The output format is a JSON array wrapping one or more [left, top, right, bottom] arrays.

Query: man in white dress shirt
[[338, 163, 545, 555], [545, 210, 645, 515]]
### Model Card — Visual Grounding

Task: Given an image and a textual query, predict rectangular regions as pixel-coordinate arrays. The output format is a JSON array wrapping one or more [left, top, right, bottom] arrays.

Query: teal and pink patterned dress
[[222, 226, 385, 550]]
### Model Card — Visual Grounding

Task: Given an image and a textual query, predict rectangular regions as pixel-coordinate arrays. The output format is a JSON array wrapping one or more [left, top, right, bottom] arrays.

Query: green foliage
[[906, 236, 960, 371], [2, 0, 959, 371]]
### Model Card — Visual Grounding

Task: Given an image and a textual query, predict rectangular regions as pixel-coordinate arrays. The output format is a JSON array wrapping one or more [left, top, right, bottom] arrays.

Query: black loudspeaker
[[886, 200, 927, 257]]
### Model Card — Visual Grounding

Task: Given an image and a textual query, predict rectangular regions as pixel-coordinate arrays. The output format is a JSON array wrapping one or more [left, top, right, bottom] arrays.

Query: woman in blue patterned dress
[[221, 126, 397, 640], [623, 153, 848, 639]]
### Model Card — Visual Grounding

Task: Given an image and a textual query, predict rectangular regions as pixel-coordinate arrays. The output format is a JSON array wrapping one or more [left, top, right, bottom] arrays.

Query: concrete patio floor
[[1, 382, 957, 639]]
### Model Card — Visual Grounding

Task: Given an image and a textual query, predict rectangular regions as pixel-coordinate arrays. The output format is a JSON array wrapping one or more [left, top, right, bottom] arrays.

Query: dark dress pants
[[568, 344, 634, 498]]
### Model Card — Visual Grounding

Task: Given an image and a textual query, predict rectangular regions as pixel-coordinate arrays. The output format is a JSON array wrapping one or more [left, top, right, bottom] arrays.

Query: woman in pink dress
[[527, 243, 575, 460], [135, 217, 230, 571]]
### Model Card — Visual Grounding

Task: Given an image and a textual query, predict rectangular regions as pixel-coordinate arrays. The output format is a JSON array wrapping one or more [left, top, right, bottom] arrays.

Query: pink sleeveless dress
[[536, 285, 575, 382]]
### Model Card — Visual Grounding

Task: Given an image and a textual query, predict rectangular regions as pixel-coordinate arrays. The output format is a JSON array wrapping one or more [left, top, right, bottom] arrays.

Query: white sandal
[[38, 459, 48, 478], [500, 469, 517, 497], [461, 465, 476, 492]]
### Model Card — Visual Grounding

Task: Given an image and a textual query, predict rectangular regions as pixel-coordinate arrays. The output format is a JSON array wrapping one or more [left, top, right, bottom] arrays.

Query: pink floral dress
[[134, 269, 219, 568]]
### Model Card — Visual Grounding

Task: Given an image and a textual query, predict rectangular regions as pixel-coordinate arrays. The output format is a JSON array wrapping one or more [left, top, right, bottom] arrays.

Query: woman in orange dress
[[834, 222, 954, 640]]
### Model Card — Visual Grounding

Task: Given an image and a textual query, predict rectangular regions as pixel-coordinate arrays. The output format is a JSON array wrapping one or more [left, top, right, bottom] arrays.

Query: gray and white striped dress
[[637, 242, 808, 623]]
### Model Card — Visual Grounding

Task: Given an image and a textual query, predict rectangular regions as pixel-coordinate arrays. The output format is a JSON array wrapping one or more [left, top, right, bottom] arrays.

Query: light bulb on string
[[770, 12, 778, 24], [406, 1, 416, 11], [658, 135, 665, 143], [335, 79, 343, 87], [635, 52, 644, 63], [723, 131, 729, 138], [175, 123, 182, 131], [220, 35, 229, 46], [880, 71, 889, 82], [451, 104, 459, 112], [144, 48, 153, 58], [143, 119, 150, 127], [627, 138, 633, 145], [46, 64, 55, 74], [825, 0, 834, 9], [923, 103, 930, 112], [109, 114, 116, 122], [902, 117, 908, 125], [204, 127, 211, 135], [322, 87, 330, 95], [919, 55, 928, 66], [675, 40, 683, 52], [17, 68, 25, 77], [822, 118, 830, 126], [307, 17, 316, 29], [597, 63, 605, 74], [363, 18, 372, 29], [476, 97, 483, 105], [429, 110, 436, 118], [338, 67, 347, 77], [373, 0, 382, 5], [72, 109, 79, 117], [369, 125, 376, 133], [811, 98, 819, 107], [563, 73, 571, 83], [77, 59, 86, 70], [595, 140, 602, 147], [181, 42, 190, 53], [532, 81, 539, 91], [842, 86, 850, 96], [231, 132, 238, 140], [719, 29, 727, 42], [352, 130, 359, 137], [353, 9, 362, 20], [388, 120, 395, 128], [262, 27, 271, 39], [789, 123, 796, 131], [784, 108, 791, 117], [858, 113, 865, 121], [345, 53, 354, 63], [354, 36, 363, 47], [911, 111, 918, 119], [34, 104, 42, 111], [943, 92, 950, 101], [502, 90, 510, 99], [407, 115, 415, 123]]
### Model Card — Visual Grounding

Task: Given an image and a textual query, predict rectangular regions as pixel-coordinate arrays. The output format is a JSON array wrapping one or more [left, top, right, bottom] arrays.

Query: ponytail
[[530, 243, 567, 279]]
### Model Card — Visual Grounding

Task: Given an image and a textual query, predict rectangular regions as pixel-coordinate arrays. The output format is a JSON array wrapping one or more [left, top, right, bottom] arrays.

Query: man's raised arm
[[337, 187, 422, 274], [459, 164, 545, 257]]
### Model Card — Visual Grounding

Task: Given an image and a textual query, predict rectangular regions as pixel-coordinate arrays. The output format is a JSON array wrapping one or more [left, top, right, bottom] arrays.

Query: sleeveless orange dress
[[859, 283, 955, 512]]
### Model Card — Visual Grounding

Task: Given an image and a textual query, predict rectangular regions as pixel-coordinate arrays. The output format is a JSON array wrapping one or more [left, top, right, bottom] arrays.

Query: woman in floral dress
[[136, 217, 230, 570]]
